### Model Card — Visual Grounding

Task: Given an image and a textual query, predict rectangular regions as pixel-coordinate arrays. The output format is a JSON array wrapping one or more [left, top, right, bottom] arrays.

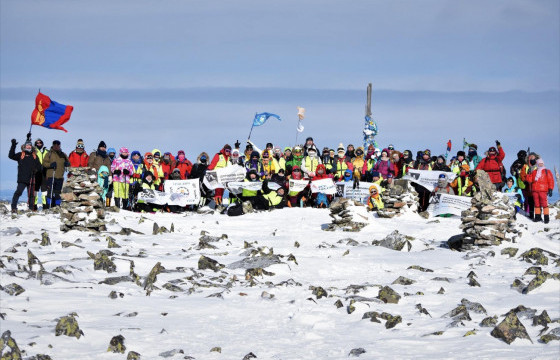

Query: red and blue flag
[[31, 92, 73, 132]]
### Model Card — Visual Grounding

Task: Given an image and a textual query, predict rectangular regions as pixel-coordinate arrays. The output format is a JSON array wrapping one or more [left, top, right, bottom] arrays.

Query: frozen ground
[[1, 204, 559, 359]]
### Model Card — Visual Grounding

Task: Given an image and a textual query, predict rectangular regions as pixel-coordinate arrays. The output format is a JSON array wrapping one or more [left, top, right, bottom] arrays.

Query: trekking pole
[[28, 171, 36, 211], [49, 166, 56, 208]]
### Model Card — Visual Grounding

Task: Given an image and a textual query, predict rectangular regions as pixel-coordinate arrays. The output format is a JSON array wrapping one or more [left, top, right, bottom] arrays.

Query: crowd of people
[[9, 134, 556, 223]]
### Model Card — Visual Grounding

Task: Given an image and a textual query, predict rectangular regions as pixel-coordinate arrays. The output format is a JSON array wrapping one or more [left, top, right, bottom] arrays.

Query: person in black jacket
[[9, 138, 42, 213]]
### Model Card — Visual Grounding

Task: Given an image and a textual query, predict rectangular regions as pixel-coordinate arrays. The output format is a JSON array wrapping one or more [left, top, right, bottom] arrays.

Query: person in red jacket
[[208, 144, 232, 205], [68, 139, 89, 169], [174, 150, 193, 180], [475, 140, 506, 190], [160, 152, 176, 180], [527, 158, 555, 224]]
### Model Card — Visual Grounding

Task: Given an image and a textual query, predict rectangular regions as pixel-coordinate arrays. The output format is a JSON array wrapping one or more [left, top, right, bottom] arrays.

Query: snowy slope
[[1, 205, 559, 359]]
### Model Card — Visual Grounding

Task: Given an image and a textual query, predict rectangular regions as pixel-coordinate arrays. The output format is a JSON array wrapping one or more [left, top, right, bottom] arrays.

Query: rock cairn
[[324, 197, 369, 232], [378, 179, 419, 218], [60, 167, 107, 232], [457, 170, 517, 250]]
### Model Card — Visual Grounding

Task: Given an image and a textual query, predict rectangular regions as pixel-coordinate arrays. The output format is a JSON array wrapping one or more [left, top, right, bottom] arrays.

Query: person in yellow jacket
[[33, 138, 49, 210], [367, 184, 384, 211], [150, 148, 165, 189], [450, 169, 475, 197], [352, 147, 366, 181], [272, 147, 286, 172], [261, 150, 276, 178]]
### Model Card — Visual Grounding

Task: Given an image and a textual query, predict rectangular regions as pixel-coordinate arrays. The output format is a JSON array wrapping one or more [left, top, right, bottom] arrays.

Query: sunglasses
[[146, 156, 153, 159], [370, 190, 377, 194], [225, 150, 231, 153]]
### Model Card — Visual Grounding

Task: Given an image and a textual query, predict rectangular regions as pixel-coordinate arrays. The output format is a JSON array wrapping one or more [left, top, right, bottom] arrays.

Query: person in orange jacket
[[68, 139, 89, 168], [475, 140, 506, 190], [527, 158, 555, 224]]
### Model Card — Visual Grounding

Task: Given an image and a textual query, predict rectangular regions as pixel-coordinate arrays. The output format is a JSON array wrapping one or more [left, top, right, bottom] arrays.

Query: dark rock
[[373, 230, 414, 251], [310, 286, 328, 299], [243, 352, 257, 360], [55, 313, 84, 339], [468, 278, 481, 287], [520, 248, 549, 265], [539, 328, 560, 343], [392, 276, 415, 285], [210, 346, 221, 353], [437, 287, 445, 294], [198, 255, 224, 272], [508, 305, 537, 319], [28, 250, 44, 271], [533, 310, 551, 327], [100, 276, 133, 285], [460, 299, 487, 314], [127, 351, 141, 360], [348, 348, 367, 357], [480, 316, 498, 327], [40, 231, 51, 246], [159, 349, 184, 358], [523, 272, 549, 294], [334, 299, 343, 308], [144, 262, 165, 295], [376, 286, 401, 304], [108, 335, 126, 353], [2, 283, 25, 296], [106, 236, 121, 248], [523, 266, 542, 276], [491, 311, 532, 344], [445, 305, 471, 322], [0, 330, 22, 359], [109, 291, 124, 299], [162, 283, 184, 292], [383, 313, 402, 329], [501, 247, 518, 258], [416, 304, 431, 317], [407, 265, 433, 272]]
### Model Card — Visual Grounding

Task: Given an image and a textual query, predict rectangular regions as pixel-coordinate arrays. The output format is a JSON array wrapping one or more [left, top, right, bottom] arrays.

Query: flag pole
[[248, 113, 256, 141]]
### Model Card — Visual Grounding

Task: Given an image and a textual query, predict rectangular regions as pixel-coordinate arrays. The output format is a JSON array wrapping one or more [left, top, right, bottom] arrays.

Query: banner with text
[[404, 169, 456, 191], [335, 181, 375, 204], [310, 178, 337, 195], [289, 179, 309, 193], [427, 193, 472, 217], [164, 179, 201, 205], [203, 165, 246, 190]]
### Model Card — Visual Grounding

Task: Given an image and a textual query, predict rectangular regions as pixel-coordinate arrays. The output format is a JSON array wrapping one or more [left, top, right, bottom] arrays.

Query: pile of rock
[[324, 198, 369, 232], [456, 170, 517, 250], [378, 179, 419, 218], [59, 167, 107, 232]]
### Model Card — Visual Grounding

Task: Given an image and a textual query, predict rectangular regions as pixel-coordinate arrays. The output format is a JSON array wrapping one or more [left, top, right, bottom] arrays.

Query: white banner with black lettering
[[226, 181, 281, 195], [335, 181, 374, 204], [404, 169, 456, 191], [138, 183, 201, 207], [503, 192, 520, 205], [288, 179, 309, 193], [164, 179, 201, 205], [203, 165, 246, 190], [427, 193, 472, 217], [310, 178, 337, 195]]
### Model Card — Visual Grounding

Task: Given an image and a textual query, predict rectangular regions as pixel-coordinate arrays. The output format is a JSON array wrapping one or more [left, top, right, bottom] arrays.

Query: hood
[[246, 168, 259, 181], [131, 150, 142, 164], [369, 183, 381, 196], [250, 150, 260, 160], [390, 150, 402, 163], [316, 164, 327, 174], [152, 148, 161, 157], [107, 147, 116, 155], [197, 152, 210, 163], [98, 165, 109, 176]]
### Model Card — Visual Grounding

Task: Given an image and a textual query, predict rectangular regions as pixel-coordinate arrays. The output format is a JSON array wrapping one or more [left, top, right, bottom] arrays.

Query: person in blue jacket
[[503, 176, 524, 219]]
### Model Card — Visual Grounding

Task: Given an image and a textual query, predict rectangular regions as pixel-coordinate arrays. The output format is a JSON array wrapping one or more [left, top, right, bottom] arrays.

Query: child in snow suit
[[503, 177, 524, 219], [97, 165, 111, 203]]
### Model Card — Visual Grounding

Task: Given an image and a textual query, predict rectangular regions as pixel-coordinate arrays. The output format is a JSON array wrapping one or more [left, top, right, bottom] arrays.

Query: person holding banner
[[367, 184, 384, 211], [503, 177, 524, 219], [287, 166, 309, 207], [333, 144, 353, 181], [134, 171, 157, 213], [263, 180, 286, 209], [208, 144, 232, 205], [241, 168, 269, 211], [311, 164, 332, 208], [400, 150, 415, 178], [450, 169, 475, 197], [414, 149, 433, 212]]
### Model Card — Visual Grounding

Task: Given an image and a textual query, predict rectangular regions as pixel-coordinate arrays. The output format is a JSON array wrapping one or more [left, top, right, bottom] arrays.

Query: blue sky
[[1, 0, 559, 191]]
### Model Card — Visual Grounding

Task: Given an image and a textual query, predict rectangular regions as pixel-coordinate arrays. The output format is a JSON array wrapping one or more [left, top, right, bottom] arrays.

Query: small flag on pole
[[31, 92, 73, 132], [253, 112, 281, 127], [297, 106, 305, 120]]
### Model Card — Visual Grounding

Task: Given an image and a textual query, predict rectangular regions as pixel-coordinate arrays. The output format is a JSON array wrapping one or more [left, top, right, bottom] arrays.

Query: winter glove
[[27, 132, 32, 141], [64, 160, 70, 167], [113, 169, 122, 176], [235, 140, 241, 149], [495, 140, 501, 147], [123, 169, 130, 175], [11, 139, 17, 146], [548, 189, 553, 197], [50, 162, 57, 169]]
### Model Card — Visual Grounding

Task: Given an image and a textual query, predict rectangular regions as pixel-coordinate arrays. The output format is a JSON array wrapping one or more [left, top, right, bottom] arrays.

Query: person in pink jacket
[[111, 147, 135, 209]]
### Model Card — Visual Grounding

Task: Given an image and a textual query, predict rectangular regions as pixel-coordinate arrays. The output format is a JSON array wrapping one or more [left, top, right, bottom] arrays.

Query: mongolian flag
[[31, 92, 73, 132]]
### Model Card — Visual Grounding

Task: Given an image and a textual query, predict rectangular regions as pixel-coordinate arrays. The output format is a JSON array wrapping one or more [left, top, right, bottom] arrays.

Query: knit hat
[[108, 147, 116, 155], [53, 140, 61, 146], [457, 150, 466, 158], [119, 147, 129, 154], [469, 144, 478, 150], [76, 139, 84, 147], [284, 147, 292, 152], [98, 141, 106, 149], [266, 142, 273, 149], [24, 140, 33, 147], [34, 138, 43, 145], [224, 144, 232, 151], [337, 143, 344, 152], [372, 171, 380, 178], [488, 147, 497, 153], [306, 137, 313, 142]]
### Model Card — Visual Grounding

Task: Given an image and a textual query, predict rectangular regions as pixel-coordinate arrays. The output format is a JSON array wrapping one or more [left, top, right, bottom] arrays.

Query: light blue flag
[[253, 112, 281, 127]]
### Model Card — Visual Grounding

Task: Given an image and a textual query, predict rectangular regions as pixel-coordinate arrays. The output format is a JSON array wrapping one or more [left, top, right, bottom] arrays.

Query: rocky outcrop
[[60, 167, 107, 232], [456, 170, 518, 250], [373, 230, 415, 251], [491, 310, 532, 344], [0, 330, 22, 359], [323, 198, 369, 232], [377, 179, 419, 218], [55, 313, 84, 339]]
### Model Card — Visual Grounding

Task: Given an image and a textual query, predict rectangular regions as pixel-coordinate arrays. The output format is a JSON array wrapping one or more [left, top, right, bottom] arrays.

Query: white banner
[[289, 179, 309, 193], [164, 179, 201, 205], [335, 181, 374, 204], [227, 181, 282, 195], [310, 178, 337, 195], [203, 165, 246, 190], [404, 169, 456, 191], [427, 193, 472, 217], [503, 192, 519, 205], [138, 184, 201, 207]]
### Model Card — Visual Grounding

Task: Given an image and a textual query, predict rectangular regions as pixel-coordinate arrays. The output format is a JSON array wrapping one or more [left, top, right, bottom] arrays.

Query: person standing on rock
[[42, 140, 70, 208], [33, 138, 49, 210], [9, 137, 42, 213], [527, 158, 555, 224], [475, 141, 506, 191]]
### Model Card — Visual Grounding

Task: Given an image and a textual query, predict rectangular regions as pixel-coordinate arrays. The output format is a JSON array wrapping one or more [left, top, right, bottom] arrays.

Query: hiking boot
[[11, 208, 17, 214], [544, 215, 549, 224], [533, 214, 542, 222]]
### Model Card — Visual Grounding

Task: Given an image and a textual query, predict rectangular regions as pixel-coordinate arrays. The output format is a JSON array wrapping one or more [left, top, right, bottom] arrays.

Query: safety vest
[[304, 156, 320, 174], [452, 160, 470, 174], [335, 159, 348, 178], [215, 154, 228, 169], [368, 195, 384, 210], [35, 148, 48, 164], [242, 179, 259, 197], [456, 177, 473, 197], [264, 191, 283, 206]]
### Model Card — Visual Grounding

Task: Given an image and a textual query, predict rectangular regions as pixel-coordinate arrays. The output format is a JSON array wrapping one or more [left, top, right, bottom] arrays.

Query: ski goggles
[[76, 144, 84, 149], [146, 155, 153, 159]]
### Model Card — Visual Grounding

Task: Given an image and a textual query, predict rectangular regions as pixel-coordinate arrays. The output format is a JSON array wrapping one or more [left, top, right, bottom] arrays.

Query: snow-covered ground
[[1, 204, 559, 359]]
